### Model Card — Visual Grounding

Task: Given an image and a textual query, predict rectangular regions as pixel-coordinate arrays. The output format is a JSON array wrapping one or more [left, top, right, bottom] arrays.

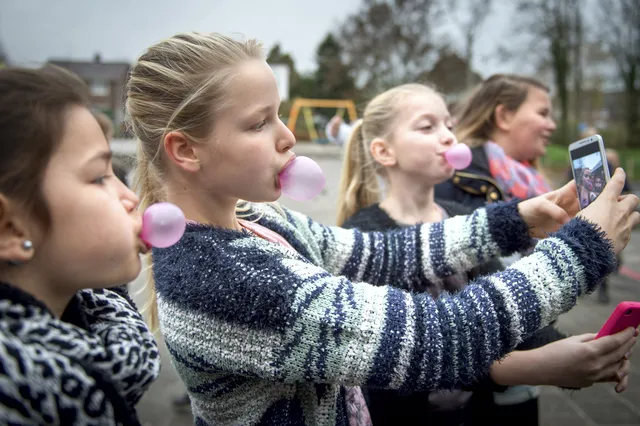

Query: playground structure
[[287, 98, 358, 142]]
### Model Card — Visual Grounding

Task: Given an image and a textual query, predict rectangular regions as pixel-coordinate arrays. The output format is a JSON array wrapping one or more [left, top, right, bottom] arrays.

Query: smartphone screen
[[570, 140, 608, 209]]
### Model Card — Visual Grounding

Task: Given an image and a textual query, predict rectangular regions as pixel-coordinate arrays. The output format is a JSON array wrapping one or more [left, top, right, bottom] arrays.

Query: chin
[[114, 257, 143, 286], [538, 143, 548, 155], [270, 186, 283, 202], [438, 168, 455, 182]]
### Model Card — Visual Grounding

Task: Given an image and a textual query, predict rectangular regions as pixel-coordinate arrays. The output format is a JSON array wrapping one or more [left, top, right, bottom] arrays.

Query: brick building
[[48, 54, 130, 135]]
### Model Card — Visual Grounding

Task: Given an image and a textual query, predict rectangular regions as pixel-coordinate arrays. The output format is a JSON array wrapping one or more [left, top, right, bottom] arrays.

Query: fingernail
[[618, 371, 627, 380], [625, 352, 631, 359], [634, 329, 639, 337]]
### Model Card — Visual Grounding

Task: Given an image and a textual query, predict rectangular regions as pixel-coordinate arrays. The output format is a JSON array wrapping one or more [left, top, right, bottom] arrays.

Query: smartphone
[[568, 134, 611, 210], [596, 301, 640, 338]]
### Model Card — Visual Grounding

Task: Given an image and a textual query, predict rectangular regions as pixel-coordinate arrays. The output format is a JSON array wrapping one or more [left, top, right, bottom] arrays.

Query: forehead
[[52, 106, 109, 162], [226, 60, 280, 111], [398, 91, 449, 121], [523, 86, 551, 106]]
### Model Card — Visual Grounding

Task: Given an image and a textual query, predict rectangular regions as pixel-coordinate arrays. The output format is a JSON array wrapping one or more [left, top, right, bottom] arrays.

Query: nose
[[119, 181, 140, 214], [277, 119, 296, 153], [548, 117, 557, 131], [442, 127, 456, 147]]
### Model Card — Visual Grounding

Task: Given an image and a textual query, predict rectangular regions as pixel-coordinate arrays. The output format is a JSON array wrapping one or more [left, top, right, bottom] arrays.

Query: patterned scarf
[[484, 141, 552, 200]]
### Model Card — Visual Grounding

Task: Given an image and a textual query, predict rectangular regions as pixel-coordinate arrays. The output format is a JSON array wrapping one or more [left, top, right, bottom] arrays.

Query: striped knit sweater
[[152, 200, 615, 426]]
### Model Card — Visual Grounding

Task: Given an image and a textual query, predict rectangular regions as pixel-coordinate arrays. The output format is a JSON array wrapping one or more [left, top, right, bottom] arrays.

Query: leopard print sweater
[[0, 282, 160, 425]]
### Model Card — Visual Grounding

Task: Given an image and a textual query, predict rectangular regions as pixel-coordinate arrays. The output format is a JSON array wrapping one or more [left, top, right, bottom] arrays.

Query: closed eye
[[252, 120, 267, 131], [93, 175, 111, 185]]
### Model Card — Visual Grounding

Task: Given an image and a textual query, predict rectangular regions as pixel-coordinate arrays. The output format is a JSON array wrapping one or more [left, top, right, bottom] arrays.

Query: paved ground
[[132, 143, 640, 425]]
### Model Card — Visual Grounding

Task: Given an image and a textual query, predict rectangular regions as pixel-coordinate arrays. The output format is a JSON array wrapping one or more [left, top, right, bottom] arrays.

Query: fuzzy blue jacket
[[152, 200, 614, 426]]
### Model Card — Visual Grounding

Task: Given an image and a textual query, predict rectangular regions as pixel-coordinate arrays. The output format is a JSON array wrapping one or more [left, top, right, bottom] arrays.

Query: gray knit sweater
[[152, 200, 614, 426]]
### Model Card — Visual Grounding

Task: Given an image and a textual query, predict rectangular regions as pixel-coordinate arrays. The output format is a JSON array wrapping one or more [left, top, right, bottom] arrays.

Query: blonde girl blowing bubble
[[127, 32, 639, 426]]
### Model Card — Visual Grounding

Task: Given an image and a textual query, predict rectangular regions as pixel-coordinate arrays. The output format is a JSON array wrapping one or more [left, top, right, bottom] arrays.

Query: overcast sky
[[1, 0, 519, 77]]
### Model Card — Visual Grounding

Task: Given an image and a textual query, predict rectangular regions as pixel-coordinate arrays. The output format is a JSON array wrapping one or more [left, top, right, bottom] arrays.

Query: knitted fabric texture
[[152, 201, 615, 426], [0, 283, 160, 425]]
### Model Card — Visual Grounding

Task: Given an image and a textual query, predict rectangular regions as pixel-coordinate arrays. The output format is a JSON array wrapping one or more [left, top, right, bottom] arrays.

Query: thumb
[[546, 179, 576, 203], [556, 179, 577, 197], [603, 168, 626, 199], [591, 327, 636, 353]]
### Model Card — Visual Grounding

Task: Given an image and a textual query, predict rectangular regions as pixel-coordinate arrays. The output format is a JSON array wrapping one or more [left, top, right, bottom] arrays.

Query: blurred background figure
[[325, 115, 360, 146]]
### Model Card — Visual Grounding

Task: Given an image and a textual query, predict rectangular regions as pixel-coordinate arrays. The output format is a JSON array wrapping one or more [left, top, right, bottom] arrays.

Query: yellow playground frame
[[287, 98, 358, 140]]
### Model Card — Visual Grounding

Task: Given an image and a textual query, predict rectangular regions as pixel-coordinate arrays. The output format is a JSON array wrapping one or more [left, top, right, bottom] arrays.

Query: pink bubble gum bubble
[[279, 156, 326, 201], [141, 202, 186, 248], [444, 144, 472, 170]]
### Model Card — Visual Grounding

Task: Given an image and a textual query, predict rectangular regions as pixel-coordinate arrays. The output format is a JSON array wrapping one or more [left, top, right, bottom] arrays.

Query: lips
[[277, 154, 297, 189], [280, 154, 297, 175]]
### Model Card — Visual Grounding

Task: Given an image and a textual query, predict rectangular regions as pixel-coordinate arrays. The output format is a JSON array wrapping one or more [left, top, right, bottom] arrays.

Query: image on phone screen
[[571, 145, 607, 209]]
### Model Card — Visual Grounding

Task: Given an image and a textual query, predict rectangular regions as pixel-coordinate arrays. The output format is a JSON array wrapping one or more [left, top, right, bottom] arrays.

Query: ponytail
[[336, 120, 381, 226], [126, 33, 265, 333]]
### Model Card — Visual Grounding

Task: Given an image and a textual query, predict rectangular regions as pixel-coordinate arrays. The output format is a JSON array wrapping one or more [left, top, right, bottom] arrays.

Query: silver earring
[[7, 240, 33, 266]]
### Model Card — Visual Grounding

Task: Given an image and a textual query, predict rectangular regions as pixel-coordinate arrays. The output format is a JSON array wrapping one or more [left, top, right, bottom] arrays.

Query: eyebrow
[[247, 103, 278, 117], [86, 150, 113, 164], [416, 113, 452, 122]]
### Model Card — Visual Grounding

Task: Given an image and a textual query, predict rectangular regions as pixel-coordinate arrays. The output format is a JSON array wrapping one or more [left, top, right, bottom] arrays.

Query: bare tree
[[514, 0, 584, 141], [338, 0, 443, 93], [447, 0, 493, 89], [597, 0, 640, 146], [572, 4, 583, 125], [0, 37, 7, 66]]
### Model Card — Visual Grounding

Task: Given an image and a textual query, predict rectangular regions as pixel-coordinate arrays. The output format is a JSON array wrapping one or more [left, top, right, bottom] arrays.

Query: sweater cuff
[[552, 217, 617, 292], [485, 200, 533, 255]]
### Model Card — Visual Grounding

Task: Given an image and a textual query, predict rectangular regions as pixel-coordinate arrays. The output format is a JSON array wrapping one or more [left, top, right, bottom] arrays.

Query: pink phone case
[[596, 301, 640, 339]]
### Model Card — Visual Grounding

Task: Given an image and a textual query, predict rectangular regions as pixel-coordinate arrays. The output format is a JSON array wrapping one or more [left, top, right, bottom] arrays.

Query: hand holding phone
[[577, 169, 640, 255], [569, 135, 611, 210], [597, 301, 640, 339]]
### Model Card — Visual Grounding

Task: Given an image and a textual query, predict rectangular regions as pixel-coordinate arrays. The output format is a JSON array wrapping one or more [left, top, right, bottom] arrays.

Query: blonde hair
[[126, 32, 263, 331], [336, 83, 437, 226], [455, 74, 549, 148]]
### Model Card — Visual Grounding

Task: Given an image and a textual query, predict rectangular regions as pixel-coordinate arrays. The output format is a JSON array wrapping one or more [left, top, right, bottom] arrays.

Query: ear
[[163, 131, 201, 173], [494, 104, 515, 132], [0, 195, 35, 264], [370, 137, 396, 168]]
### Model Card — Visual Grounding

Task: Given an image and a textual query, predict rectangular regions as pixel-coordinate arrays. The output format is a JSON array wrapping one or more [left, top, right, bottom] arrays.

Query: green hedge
[[550, 121, 632, 149]]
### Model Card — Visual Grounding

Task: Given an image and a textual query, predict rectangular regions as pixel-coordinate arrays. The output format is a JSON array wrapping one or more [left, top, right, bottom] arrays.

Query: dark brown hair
[[0, 65, 90, 225], [455, 74, 550, 147]]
